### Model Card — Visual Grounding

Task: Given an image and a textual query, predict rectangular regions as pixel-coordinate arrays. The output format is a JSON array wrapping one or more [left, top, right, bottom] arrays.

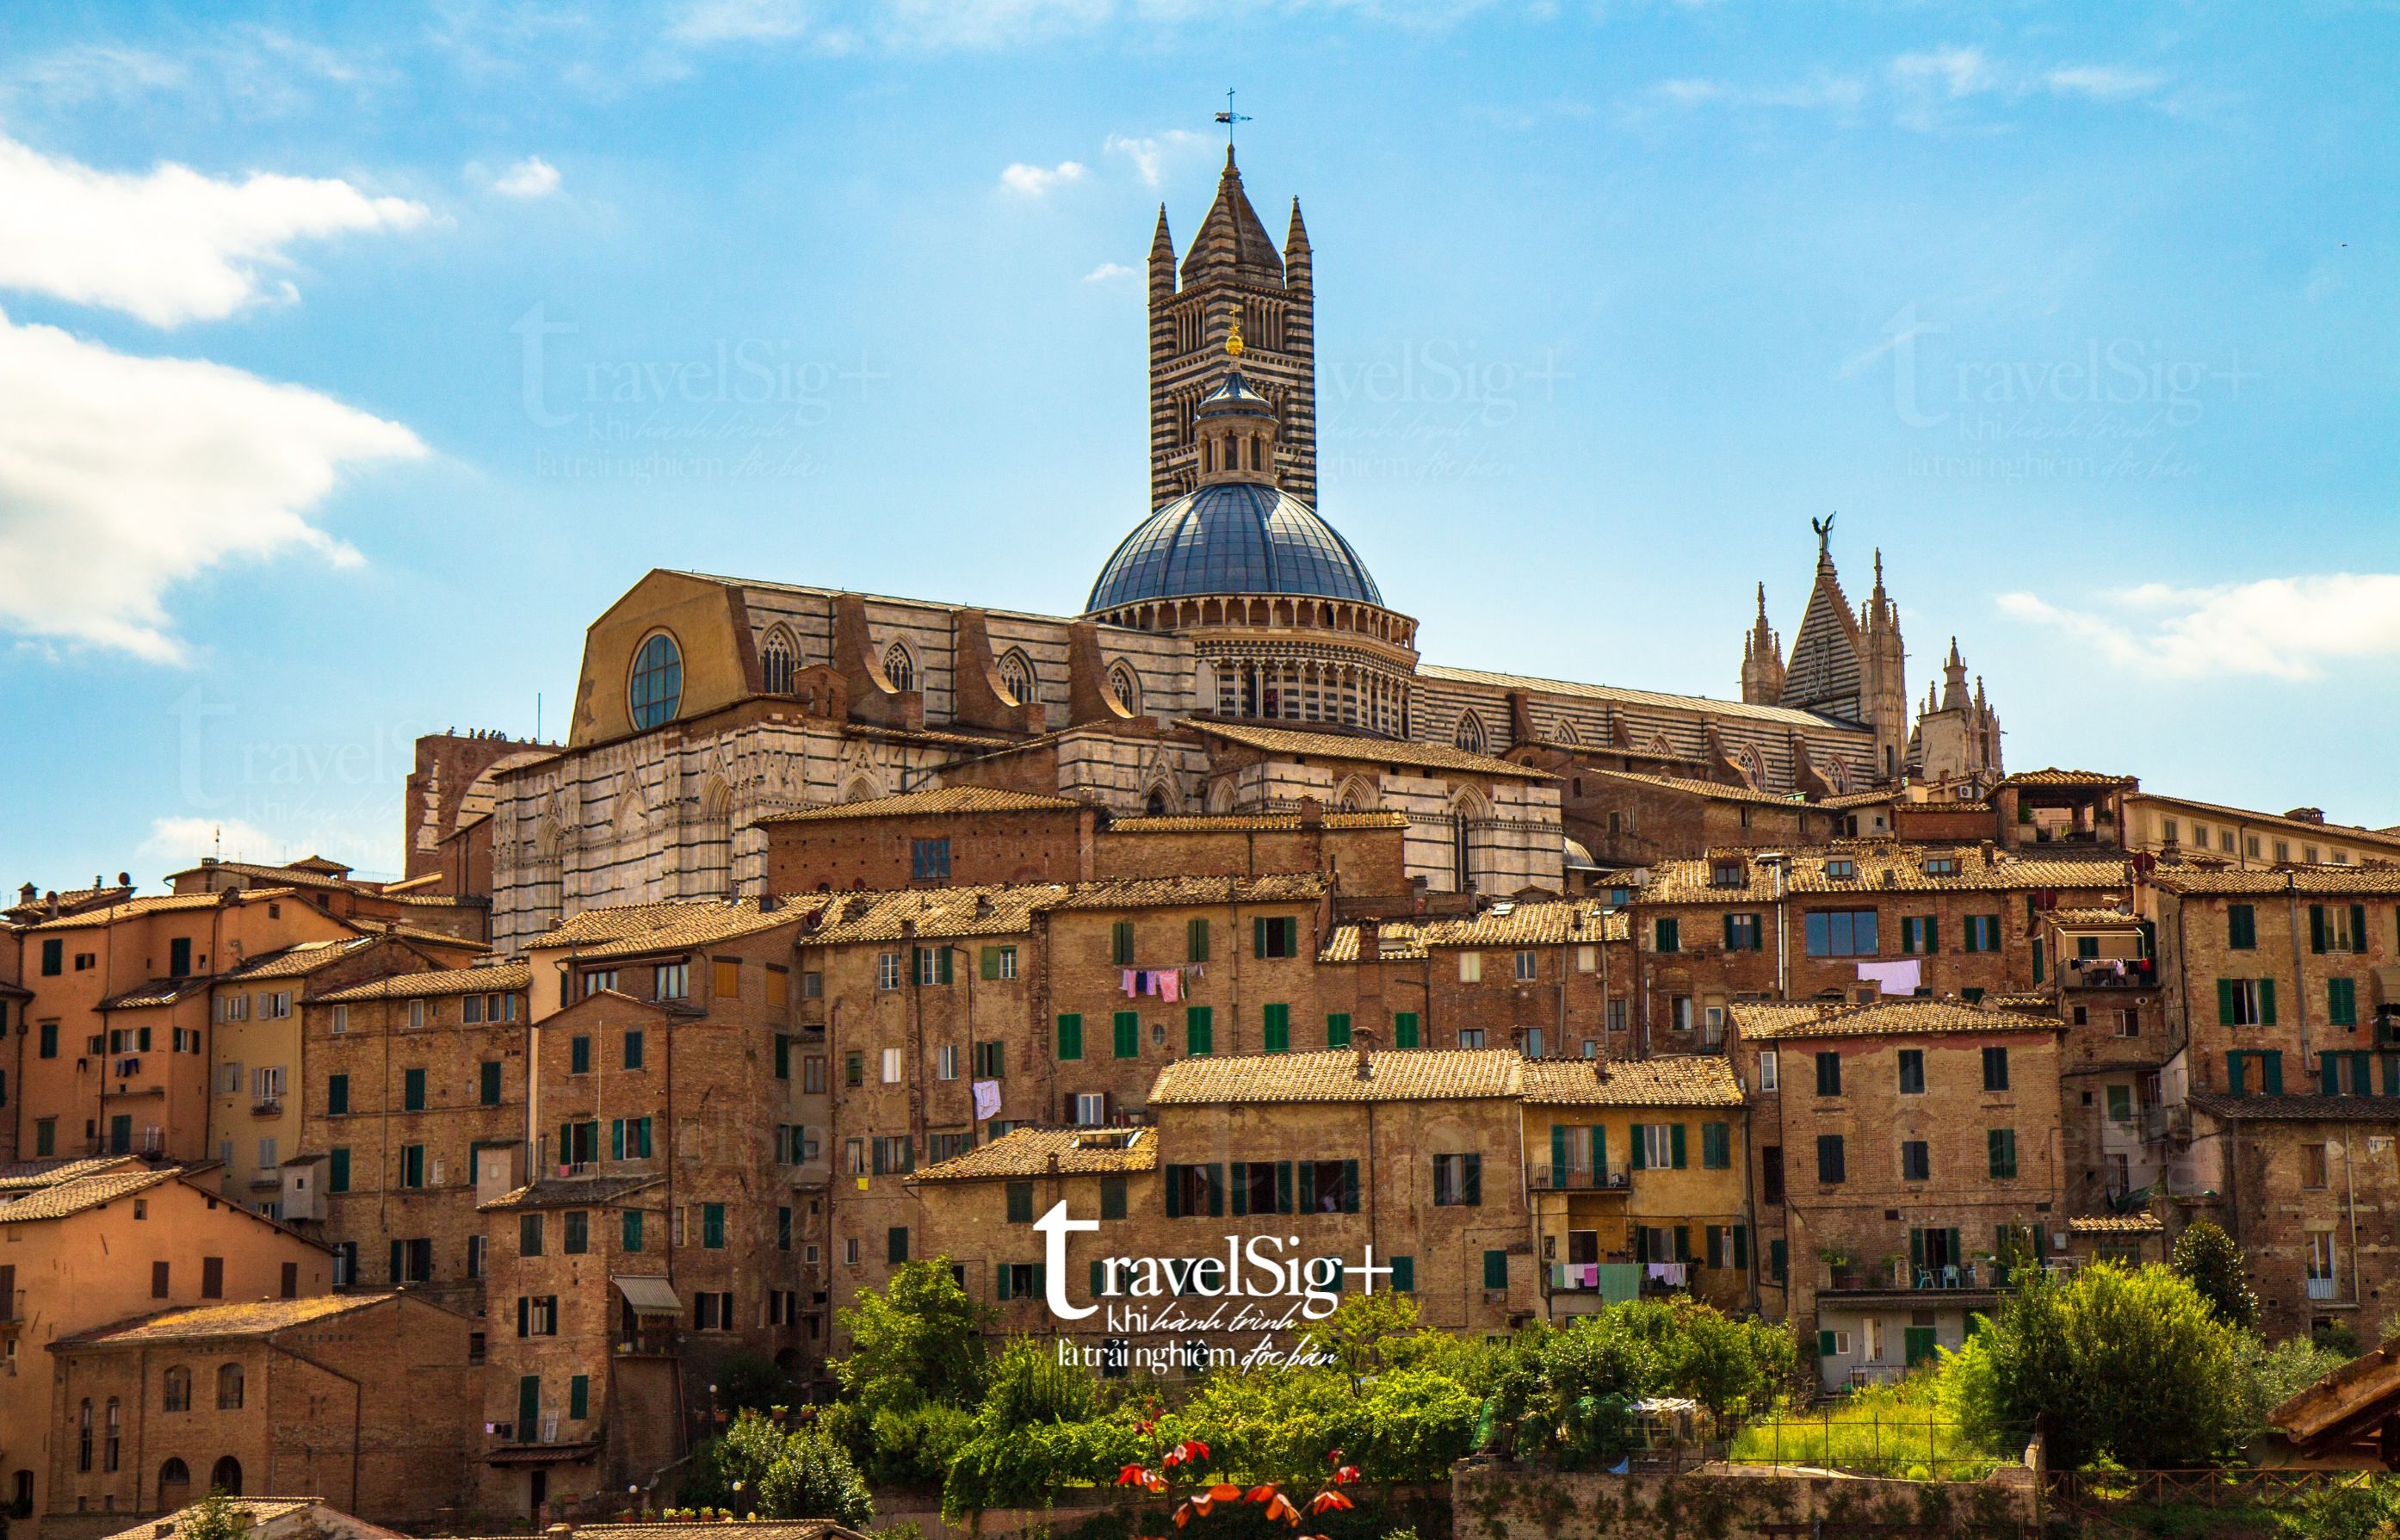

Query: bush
[[1951, 1262, 2244, 1470], [829, 1260, 993, 1487], [683, 1410, 874, 1526], [2173, 1220, 2260, 1331]]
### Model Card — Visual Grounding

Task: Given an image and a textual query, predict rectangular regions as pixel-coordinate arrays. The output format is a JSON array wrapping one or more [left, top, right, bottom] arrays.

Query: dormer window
[[1923, 857, 1959, 876], [1824, 858, 1856, 881], [1710, 859, 1747, 888]]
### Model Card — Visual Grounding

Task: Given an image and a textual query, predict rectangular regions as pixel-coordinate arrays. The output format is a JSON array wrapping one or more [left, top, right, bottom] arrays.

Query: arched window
[[1107, 662, 1141, 717], [1145, 789, 1169, 816], [1453, 710, 1488, 755], [216, 1363, 244, 1410], [628, 632, 684, 729], [881, 642, 915, 693], [1552, 718, 1580, 746], [760, 626, 799, 695], [162, 1365, 191, 1413], [158, 1458, 190, 1506], [104, 1398, 121, 1472], [210, 1456, 243, 1496], [77, 1401, 91, 1473], [1335, 776, 1378, 813], [998, 650, 1036, 708], [1735, 745, 1765, 788]]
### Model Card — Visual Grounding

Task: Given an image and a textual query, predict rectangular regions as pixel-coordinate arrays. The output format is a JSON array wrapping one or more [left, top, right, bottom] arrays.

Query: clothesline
[[1121, 964, 1205, 1002]]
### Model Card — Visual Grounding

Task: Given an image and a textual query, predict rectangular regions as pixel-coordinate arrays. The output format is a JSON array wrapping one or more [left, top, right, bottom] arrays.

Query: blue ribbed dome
[[1086, 484, 1383, 612]]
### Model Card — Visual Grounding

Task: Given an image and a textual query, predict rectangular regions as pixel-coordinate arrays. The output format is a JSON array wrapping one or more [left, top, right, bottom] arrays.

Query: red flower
[[1145, 1475, 1170, 1494], [1182, 1439, 1212, 1463], [1333, 1465, 1361, 1486], [1116, 1465, 1149, 1488], [1308, 1491, 1356, 1516]]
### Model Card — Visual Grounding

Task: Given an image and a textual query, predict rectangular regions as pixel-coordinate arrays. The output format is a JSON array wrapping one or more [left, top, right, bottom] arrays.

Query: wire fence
[[1725, 1413, 1995, 1481], [2051, 1468, 2400, 1512]]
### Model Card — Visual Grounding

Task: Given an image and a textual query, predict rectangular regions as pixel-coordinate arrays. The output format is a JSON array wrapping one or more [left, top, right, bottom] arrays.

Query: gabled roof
[[313, 961, 531, 1004], [1191, 720, 1551, 779], [1579, 770, 1812, 809], [1733, 999, 2066, 1042], [25, 891, 300, 931], [2000, 768, 2137, 789], [0, 1156, 146, 1191], [525, 898, 806, 960], [2149, 865, 2400, 897], [103, 1498, 407, 1540], [220, 937, 389, 982], [1637, 844, 2129, 904], [1318, 899, 1622, 962], [0, 1167, 181, 1223], [54, 1292, 399, 1347], [757, 786, 1085, 825], [1416, 663, 1853, 733], [1520, 1055, 1746, 1109], [2130, 790, 2400, 851], [1150, 1048, 1525, 1105], [915, 1126, 1158, 1182], [801, 885, 1060, 944]]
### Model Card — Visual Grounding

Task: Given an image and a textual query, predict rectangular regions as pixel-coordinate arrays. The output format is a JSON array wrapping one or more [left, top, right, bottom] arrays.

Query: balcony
[[2140, 1103, 2190, 1144], [1530, 1166, 1631, 1193], [250, 1098, 282, 1117], [0, 1289, 27, 1326], [2307, 1277, 2340, 1302], [2064, 958, 2156, 989]]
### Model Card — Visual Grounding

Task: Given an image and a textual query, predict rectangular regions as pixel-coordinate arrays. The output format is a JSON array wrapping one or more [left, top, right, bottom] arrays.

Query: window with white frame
[[1758, 1050, 1778, 1092], [881, 1048, 903, 1084], [1073, 1093, 1106, 1126], [1458, 952, 1483, 983], [876, 953, 902, 991], [937, 1045, 959, 1081]]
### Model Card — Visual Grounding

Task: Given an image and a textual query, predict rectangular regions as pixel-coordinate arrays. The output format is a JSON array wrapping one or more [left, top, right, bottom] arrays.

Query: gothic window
[[1453, 710, 1488, 755], [1145, 788, 1170, 816], [1335, 776, 1377, 813], [1108, 662, 1142, 716], [1551, 718, 1579, 746], [1822, 757, 1852, 795], [999, 650, 1037, 708], [761, 626, 799, 695], [1648, 733, 1673, 758], [882, 642, 915, 693], [1735, 745, 1765, 788]]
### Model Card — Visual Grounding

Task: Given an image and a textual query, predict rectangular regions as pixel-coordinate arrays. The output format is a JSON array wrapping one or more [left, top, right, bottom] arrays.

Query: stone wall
[[1451, 1457, 2038, 1540]]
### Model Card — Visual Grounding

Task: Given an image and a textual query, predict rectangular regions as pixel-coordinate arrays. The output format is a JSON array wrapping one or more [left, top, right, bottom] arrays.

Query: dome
[[1086, 483, 1383, 612]]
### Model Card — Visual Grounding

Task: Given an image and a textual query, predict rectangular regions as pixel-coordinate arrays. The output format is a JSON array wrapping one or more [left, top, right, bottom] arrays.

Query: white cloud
[[0, 133, 428, 327], [1891, 45, 1994, 100], [0, 307, 424, 662], [667, 0, 814, 45], [488, 155, 562, 198], [2000, 576, 2400, 682], [1084, 262, 1136, 281], [139, 815, 290, 868], [1104, 129, 1209, 187], [999, 159, 1088, 196], [2043, 65, 2165, 102]]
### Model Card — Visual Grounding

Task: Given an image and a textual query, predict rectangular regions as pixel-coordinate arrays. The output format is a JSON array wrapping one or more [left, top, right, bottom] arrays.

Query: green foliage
[[2275, 1480, 2400, 1540], [2234, 1334, 2354, 1444], [680, 1410, 875, 1527], [180, 1490, 253, 1540], [1482, 1300, 1793, 1463], [1951, 1262, 2244, 1470], [828, 1260, 993, 1487], [2173, 1220, 2261, 1331], [1727, 1372, 2000, 1481], [712, 1348, 798, 1413]]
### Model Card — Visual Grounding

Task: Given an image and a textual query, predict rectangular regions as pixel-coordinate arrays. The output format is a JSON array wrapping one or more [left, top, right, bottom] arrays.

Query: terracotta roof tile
[[27, 891, 300, 931], [1733, 999, 2067, 1042], [2065, 1213, 2163, 1234], [480, 1173, 665, 1211], [0, 1168, 181, 1223], [2187, 1092, 2400, 1122], [57, 1293, 396, 1346], [101, 1498, 402, 1540], [220, 937, 384, 981], [1149, 1048, 1525, 1105], [1319, 899, 1622, 962], [1999, 769, 2137, 789], [914, 1126, 1158, 1181], [2131, 792, 2400, 851], [1045, 874, 1327, 911], [757, 786, 1084, 824], [166, 859, 356, 891], [1190, 720, 1553, 779], [2149, 865, 2400, 896], [526, 898, 809, 960], [1580, 770, 1812, 809], [461, 1524, 862, 1540], [313, 962, 532, 1003], [0, 1156, 145, 1191], [98, 979, 212, 1010], [2044, 907, 2138, 927], [1520, 1055, 1746, 1108], [1638, 844, 2129, 905], [801, 885, 1060, 945]]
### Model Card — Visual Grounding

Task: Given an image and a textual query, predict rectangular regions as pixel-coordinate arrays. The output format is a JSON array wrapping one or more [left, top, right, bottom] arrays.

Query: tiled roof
[[56, 1293, 394, 1347], [479, 1173, 665, 1211], [2149, 866, 2400, 896], [2044, 907, 2138, 928], [1045, 874, 1328, 910], [102, 1498, 403, 1540], [367, 920, 489, 953], [1819, 788, 1902, 809], [1983, 991, 2057, 1011], [167, 858, 355, 891], [1415, 662, 1855, 732], [1190, 720, 1552, 780], [26, 891, 298, 931], [757, 786, 1085, 824], [801, 885, 1059, 944], [2187, 1093, 2400, 1122], [313, 961, 532, 1003], [914, 1126, 1158, 1181], [1733, 999, 2067, 1042], [98, 979, 211, 1010], [1638, 844, 2130, 905], [526, 898, 805, 960], [1580, 770, 1809, 809], [1149, 1048, 1525, 1105], [3, 884, 134, 923], [0, 1168, 180, 1223], [2131, 792, 2400, 851], [1319, 899, 1621, 962], [1104, 811, 1410, 834], [0, 1156, 145, 1191], [221, 937, 384, 981], [2000, 769, 2137, 789], [2066, 1214, 2163, 1234], [1520, 1055, 1746, 1108]]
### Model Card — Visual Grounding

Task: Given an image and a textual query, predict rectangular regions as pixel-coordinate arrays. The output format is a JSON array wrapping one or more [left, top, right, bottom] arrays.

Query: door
[[1904, 1326, 1938, 1367], [108, 1116, 132, 1155]]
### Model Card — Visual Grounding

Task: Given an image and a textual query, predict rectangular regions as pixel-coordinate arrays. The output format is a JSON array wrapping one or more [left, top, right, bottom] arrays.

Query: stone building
[[164, 857, 491, 949], [43, 1292, 473, 1537], [1315, 900, 1633, 1057], [1624, 844, 2131, 1053], [289, 961, 535, 1312], [0, 1161, 334, 1529], [476, 155, 2009, 953], [1730, 999, 2066, 1393]]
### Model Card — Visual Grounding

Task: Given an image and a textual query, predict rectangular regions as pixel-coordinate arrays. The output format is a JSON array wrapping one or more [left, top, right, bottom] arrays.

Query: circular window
[[628, 633, 684, 728]]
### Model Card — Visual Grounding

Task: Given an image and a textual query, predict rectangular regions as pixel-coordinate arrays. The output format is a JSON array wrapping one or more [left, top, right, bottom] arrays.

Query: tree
[[179, 1492, 252, 1540], [827, 1260, 993, 1486], [683, 1410, 874, 1527], [1952, 1263, 2245, 1470], [2172, 1219, 2259, 1331]]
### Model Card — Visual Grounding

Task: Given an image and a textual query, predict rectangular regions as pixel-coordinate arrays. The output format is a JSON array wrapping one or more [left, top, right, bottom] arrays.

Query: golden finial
[[1225, 306, 1245, 358]]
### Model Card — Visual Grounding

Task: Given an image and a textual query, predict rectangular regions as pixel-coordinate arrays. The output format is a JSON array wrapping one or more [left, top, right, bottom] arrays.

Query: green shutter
[[1669, 1123, 1687, 1169], [1057, 1013, 1084, 1061], [1733, 1225, 1749, 1269], [1091, 1259, 1105, 1298], [1723, 913, 1740, 950], [1165, 1165, 1183, 1219], [1206, 1164, 1224, 1217], [623, 1210, 643, 1252], [328, 1148, 349, 1192], [1483, 1250, 1507, 1290], [1590, 1126, 1608, 1182], [2226, 1053, 2247, 1097], [1277, 1161, 1294, 1215], [1262, 1003, 1290, 1054], [1394, 1011, 1420, 1049], [1112, 920, 1135, 965], [2218, 979, 2236, 1026], [1630, 1124, 1648, 1171], [1326, 1012, 1351, 1049], [980, 947, 999, 981], [1113, 1011, 1139, 1058], [2261, 978, 2279, 1025], [1342, 1159, 1360, 1214], [2263, 1050, 2285, 1095], [1707, 1226, 1723, 1270], [1550, 1124, 1568, 1182], [2323, 1054, 2342, 1095], [1463, 1153, 1482, 1205], [2353, 906, 2370, 954], [1187, 1006, 1213, 1054], [611, 1120, 626, 1160], [1230, 1164, 1251, 1217], [2311, 906, 2329, 954], [1925, 917, 1939, 954], [1818, 1329, 1837, 1358], [569, 1374, 590, 1419], [1254, 917, 1269, 957], [1391, 1256, 1414, 1292], [1188, 918, 1210, 962]]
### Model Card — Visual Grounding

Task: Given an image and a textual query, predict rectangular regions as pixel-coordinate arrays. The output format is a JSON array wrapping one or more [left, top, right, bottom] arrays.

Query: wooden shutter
[[1591, 1127, 1608, 1181], [1296, 1162, 1314, 1214], [1463, 1153, 1482, 1205], [1669, 1123, 1687, 1169], [1629, 1124, 1648, 1171], [2353, 905, 2370, 953], [1276, 1161, 1294, 1215], [2311, 906, 2329, 954], [1342, 1159, 1360, 1214], [1551, 1124, 1569, 1180], [1206, 1164, 1224, 1217], [1733, 1225, 1748, 1269], [2261, 978, 2278, 1025], [1253, 917, 1268, 957], [2218, 979, 2236, 1025], [2263, 1050, 2285, 1094], [1165, 1165, 1184, 1219], [1230, 1162, 1251, 1217]]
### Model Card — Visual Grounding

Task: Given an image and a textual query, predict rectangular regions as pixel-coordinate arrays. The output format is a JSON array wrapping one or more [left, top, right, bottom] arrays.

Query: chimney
[[758, 893, 779, 913], [1298, 797, 1324, 830], [201, 857, 219, 868], [116, 872, 130, 887], [1357, 916, 1380, 957], [974, 893, 995, 918], [15, 883, 33, 906]]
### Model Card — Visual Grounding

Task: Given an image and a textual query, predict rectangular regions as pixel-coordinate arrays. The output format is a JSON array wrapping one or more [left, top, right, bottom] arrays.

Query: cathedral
[[477, 148, 2003, 953]]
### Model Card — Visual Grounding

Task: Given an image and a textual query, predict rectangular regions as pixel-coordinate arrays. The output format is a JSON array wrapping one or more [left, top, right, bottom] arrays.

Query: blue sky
[[1, 0, 2394, 887]]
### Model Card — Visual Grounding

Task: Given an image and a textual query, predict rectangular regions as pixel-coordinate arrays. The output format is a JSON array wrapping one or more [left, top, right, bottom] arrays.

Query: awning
[[485, 1440, 602, 1467], [613, 1274, 682, 1316]]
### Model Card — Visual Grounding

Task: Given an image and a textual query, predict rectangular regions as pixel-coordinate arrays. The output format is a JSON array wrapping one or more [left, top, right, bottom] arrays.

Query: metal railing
[[1529, 1165, 1630, 1191]]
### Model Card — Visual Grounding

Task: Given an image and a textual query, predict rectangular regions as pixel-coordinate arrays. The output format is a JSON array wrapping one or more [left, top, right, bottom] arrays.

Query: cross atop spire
[[1214, 88, 1251, 149]]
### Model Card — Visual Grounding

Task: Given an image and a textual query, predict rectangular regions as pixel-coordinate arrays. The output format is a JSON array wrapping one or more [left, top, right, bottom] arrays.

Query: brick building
[[1317, 900, 1632, 1056], [1731, 999, 2067, 1392], [43, 1292, 473, 1537], [164, 857, 492, 949], [0, 1162, 333, 1528]]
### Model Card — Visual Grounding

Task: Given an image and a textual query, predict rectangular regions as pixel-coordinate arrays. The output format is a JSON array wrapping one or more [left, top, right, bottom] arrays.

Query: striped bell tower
[[1147, 148, 1318, 508]]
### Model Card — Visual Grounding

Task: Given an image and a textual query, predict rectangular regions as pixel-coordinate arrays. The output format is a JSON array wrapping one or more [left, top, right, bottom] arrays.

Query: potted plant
[[1817, 1246, 1855, 1289]]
